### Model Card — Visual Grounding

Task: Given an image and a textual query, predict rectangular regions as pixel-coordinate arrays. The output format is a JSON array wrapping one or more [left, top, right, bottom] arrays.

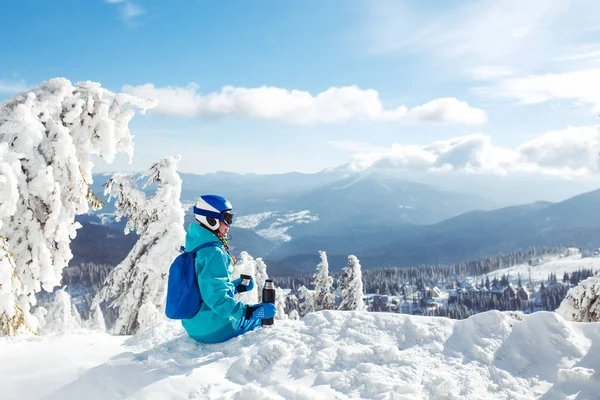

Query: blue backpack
[[165, 242, 220, 319]]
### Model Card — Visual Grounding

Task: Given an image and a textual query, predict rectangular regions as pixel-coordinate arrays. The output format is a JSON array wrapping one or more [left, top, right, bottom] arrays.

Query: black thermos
[[262, 279, 275, 326]]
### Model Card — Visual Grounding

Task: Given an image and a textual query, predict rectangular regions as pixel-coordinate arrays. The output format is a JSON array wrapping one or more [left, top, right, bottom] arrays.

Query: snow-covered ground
[[235, 210, 319, 242], [477, 255, 600, 287], [2, 310, 599, 400]]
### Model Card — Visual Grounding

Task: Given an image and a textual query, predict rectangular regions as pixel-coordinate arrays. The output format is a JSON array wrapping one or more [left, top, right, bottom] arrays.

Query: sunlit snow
[[236, 210, 319, 242], [1, 310, 599, 399]]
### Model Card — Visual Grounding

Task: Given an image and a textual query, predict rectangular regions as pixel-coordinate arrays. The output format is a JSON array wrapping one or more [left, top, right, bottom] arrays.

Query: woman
[[182, 194, 276, 343]]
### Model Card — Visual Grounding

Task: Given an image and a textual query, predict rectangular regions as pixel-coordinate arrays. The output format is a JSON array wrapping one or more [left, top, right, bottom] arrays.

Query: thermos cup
[[236, 274, 252, 293], [241, 274, 252, 287], [262, 279, 275, 326]]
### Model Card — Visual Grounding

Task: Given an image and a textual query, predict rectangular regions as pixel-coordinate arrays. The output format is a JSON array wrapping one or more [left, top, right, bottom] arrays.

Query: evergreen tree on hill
[[95, 156, 185, 335], [0, 78, 154, 335], [338, 255, 366, 311], [312, 250, 335, 311]]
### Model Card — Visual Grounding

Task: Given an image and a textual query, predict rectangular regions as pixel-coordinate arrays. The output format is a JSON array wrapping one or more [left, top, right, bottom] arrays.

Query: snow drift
[[1, 310, 599, 399]]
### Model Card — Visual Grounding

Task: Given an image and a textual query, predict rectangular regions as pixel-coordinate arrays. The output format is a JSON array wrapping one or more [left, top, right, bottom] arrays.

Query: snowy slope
[[477, 255, 600, 286], [235, 211, 319, 242], [2, 311, 599, 400]]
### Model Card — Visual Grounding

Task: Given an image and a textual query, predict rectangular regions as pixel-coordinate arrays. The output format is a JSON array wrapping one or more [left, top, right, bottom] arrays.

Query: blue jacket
[[181, 223, 245, 343]]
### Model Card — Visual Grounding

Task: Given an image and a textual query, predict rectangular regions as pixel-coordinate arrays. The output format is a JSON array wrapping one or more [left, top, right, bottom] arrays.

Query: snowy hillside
[[235, 210, 319, 242], [477, 254, 600, 286], [2, 310, 599, 400]]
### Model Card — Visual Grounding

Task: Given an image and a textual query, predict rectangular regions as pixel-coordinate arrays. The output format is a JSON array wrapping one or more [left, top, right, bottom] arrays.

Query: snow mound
[[2, 311, 600, 399]]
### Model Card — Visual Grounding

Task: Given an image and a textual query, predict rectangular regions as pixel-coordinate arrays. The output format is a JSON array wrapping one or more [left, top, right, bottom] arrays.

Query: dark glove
[[232, 277, 255, 293], [245, 303, 276, 320]]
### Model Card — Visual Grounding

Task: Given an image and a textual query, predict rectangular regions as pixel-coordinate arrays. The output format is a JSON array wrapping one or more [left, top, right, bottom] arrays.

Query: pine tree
[[0, 78, 154, 335], [255, 258, 269, 302], [0, 235, 23, 335], [32, 306, 48, 330], [312, 251, 334, 311], [88, 298, 106, 331], [338, 255, 366, 311], [557, 274, 600, 322], [232, 252, 259, 304], [285, 293, 300, 316], [298, 285, 315, 317], [95, 156, 185, 335], [274, 287, 287, 320], [44, 289, 82, 333]]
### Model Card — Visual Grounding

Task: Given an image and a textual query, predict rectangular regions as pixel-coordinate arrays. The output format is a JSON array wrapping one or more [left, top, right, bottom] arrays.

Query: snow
[[234, 212, 275, 229], [557, 273, 600, 322], [236, 210, 319, 242], [2, 310, 599, 400], [478, 255, 600, 286], [0, 78, 155, 334], [95, 156, 185, 335]]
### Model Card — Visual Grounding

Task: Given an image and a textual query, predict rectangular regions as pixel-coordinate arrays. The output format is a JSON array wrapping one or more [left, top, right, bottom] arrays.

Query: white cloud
[[328, 140, 388, 153], [105, 0, 144, 22], [518, 126, 600, 173], [122, 2, 144, 20], [469, 66, 514, 81], [556, 44, 600, 64], [122, 83, 487, 125], [365, 0, 600, 78], [476, 68, 600, 112], [348, 125, 600, 177], [0, 80, 27, 94], [401, 98, 487, 125]]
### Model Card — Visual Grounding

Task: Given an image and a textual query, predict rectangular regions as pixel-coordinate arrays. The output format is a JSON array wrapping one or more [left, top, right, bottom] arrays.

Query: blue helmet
[[193, 195, 234, 231]]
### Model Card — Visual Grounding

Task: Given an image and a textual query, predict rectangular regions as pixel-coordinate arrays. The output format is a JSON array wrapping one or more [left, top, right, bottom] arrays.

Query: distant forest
[[273, 246, 569, 292]]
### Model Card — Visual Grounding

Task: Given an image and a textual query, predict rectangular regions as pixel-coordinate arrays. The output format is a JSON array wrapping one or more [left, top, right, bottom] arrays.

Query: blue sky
[[2, 0, 600, 181]]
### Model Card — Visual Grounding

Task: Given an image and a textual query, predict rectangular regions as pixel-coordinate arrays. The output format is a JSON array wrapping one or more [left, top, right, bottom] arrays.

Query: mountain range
[[74, 170, 600, 276]]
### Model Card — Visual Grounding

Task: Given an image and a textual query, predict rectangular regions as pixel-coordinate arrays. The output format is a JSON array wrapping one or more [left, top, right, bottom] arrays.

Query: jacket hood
[[185, 223, 219, 250]]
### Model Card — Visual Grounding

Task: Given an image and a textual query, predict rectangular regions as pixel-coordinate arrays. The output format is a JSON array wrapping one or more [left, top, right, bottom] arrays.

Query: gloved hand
[[232, 276, 255, 293], [245, 303, 276, 320]]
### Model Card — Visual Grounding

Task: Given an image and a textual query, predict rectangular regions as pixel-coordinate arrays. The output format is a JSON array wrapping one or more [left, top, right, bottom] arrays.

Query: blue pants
[[221, 318, 262, 342]]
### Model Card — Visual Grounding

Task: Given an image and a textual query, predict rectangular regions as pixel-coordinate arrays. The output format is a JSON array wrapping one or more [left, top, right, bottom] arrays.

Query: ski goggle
[[193, 207, 234, 227], [221, 211, 234, 227]]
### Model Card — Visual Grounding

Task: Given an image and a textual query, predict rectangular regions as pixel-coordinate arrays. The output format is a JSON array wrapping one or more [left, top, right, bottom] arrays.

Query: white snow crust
[[1, 310, 599, 400]]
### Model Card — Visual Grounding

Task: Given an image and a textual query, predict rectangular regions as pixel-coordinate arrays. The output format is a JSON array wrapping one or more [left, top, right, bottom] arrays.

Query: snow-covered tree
[[255, 258, 269, 302], [44, 289, 82, 333], [71, 302, 83, 327], [0, 235, 22, 335], [338, 255, 366, 311], [285, 293, 300, 316], [557, 274, 600, 322], [298, 285, 315, 317], [0, 78, 155, 335], [275, 287, 287, 320], [312, 250, 334, 311], [233, 251, 259, 304], [232, 252, 270, 304], [87, 298, 106, 331], [136, 302, 162, 332], [94, 156, 185, 335], [32, 306, 48, 329]]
